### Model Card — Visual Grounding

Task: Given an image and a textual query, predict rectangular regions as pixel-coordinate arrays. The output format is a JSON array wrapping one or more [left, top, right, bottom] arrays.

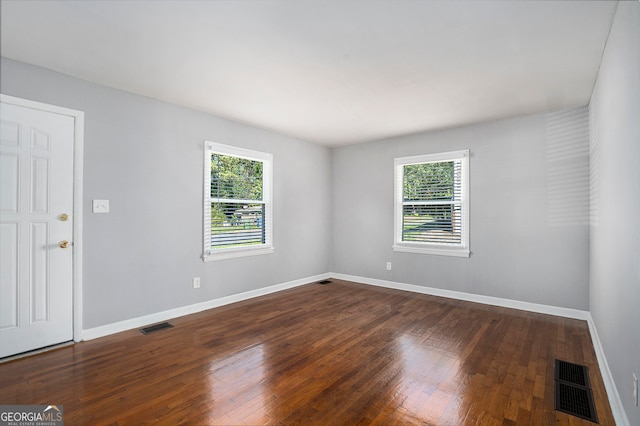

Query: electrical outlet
[[634, 373, 638, 407], [386, 261, 392, 271], [192, 277, 201, 289]]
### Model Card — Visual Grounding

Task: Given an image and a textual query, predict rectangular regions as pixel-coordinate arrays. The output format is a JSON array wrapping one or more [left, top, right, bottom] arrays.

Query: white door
[[0, 100, 75, 358]]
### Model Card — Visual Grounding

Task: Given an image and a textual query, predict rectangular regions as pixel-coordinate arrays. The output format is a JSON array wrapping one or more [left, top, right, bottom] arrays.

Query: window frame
[[393, 149, 470, 257], [203, 141, 273, 261]]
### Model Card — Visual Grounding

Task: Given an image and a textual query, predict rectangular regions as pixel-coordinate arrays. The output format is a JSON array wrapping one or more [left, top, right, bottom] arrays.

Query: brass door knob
[[59, 240, 70, 249], [59, 213, 69, 221]]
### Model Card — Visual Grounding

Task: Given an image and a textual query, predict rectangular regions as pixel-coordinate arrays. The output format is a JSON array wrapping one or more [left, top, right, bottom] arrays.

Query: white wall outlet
[[92, 199, 110, 213], [633, 373, 638, 407], [386, 261, 392, 271], [192, 277, 201, 289]]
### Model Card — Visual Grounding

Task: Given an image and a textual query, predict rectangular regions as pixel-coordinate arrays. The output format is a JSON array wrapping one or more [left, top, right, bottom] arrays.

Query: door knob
[[59, 240, 70, 249], [59, 213, 69, 221]]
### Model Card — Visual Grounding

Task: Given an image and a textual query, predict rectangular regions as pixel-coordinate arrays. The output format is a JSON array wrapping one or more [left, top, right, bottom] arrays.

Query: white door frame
[[1, 94, 84, 343]]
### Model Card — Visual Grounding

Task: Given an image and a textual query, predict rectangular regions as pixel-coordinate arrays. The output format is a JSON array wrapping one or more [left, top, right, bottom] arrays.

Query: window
[[394, 150, 469, 257], [204, 141, 273, 261]]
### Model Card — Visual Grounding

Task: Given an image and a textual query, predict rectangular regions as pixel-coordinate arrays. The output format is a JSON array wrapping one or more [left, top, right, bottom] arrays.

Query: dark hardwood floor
[[0, 279, 614, 425]]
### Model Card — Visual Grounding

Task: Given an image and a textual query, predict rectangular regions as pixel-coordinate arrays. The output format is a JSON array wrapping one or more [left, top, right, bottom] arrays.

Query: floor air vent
[[318, 280, 332, 285], [554, 359, 598, 423], [140, 322, 174, 334], [555, 359, 590, 387]]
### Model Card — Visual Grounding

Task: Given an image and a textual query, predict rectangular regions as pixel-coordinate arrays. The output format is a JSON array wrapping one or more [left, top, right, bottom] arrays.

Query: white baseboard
[[81, 272, 330, 341], [586, 313, 630, 426], [330, 273, 590, 320], [330, 272, 629, 425]]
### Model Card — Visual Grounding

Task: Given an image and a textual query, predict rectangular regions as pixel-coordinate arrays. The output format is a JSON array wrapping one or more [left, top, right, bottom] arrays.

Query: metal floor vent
[[555, 359, 590, 387], [554, 359, 598, 423], [318, 280, 333, 285], [140, 322, 174, 334], [555, 382, 598, 422]]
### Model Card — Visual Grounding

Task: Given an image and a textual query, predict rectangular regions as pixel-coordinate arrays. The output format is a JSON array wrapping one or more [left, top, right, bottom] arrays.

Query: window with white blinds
[[203, 141, 273, 261], [394, 150, 469, 257]]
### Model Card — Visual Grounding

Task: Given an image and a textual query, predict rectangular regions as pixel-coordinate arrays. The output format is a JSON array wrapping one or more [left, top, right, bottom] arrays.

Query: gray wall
[[332, 108, 591, 310], [0, 58, 332, 329], [589, 2, 640, 424]]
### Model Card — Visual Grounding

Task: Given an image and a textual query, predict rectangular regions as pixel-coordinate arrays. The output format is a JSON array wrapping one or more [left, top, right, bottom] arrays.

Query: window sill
[[393, 244, 470, 258], [203, 246, 274, 261]]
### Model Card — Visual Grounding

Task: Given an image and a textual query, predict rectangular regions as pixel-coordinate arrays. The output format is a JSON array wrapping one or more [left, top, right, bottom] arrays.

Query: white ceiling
[[0, 1, 616, 147]]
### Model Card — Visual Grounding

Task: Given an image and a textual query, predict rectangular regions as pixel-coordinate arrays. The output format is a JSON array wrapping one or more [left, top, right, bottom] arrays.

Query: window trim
[[393, 149, 470, 258], [203, 141, 273, 261]]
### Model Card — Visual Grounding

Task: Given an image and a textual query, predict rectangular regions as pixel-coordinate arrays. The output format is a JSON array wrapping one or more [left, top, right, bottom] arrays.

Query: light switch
[[93, 199, 110, 213]]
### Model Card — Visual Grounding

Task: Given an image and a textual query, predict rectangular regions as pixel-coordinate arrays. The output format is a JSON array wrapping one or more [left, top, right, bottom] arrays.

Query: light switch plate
[[93, 199, 110, 213]]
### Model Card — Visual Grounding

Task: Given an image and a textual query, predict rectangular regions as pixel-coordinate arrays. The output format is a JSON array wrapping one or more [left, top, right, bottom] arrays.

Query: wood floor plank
[[0, 279, 615, 425]]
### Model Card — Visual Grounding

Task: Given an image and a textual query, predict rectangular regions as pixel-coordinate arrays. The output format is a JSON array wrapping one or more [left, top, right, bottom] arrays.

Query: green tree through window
[[210, 154, 265, 248], [211, 154, 263, 200], [402, 161, 460, 243]]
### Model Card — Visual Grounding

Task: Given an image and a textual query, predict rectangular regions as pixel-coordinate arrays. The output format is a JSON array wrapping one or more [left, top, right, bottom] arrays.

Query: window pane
[[211, 154, 263, 200], [402, 203, 462, 244], [403, 161, 460, 201], [211, 202, 265, 248]]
